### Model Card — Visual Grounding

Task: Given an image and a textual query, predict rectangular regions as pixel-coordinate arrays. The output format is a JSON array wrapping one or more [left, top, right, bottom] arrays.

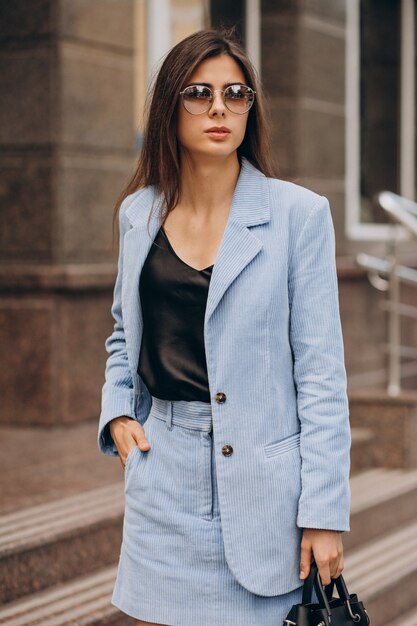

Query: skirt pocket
[[125, 445, 139, 469]]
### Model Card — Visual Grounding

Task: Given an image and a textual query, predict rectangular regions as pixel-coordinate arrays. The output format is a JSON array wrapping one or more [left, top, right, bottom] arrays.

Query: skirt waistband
[[150, 396, 213, 432]]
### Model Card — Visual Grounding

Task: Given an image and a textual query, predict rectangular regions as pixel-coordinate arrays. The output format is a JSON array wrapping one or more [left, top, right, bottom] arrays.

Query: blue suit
[[98, 156, 351, 596]]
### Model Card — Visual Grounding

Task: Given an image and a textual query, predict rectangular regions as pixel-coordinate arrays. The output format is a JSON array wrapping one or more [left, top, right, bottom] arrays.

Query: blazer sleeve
[[97, 198, 150, 457], [288, 195, 351, 532]]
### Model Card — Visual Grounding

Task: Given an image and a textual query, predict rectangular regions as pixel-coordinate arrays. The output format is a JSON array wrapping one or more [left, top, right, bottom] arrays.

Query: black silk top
[[137, 225, 214, 402]]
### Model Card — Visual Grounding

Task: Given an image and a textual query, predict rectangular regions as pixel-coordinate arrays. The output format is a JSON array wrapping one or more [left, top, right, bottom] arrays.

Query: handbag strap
[[323, 570, 352, 601], [301, 561, 332, 623], [301, 561, 317, 603]]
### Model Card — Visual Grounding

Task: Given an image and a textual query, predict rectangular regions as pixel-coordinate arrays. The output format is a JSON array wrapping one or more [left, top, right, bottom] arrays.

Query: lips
[[205, 127, 230, 133]]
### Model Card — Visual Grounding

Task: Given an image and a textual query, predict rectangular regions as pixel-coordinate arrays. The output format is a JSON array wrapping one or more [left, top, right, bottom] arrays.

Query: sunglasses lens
[[181, 84, 255, 114], [224, 85, 254, 113], [182, 85, 212, 114]]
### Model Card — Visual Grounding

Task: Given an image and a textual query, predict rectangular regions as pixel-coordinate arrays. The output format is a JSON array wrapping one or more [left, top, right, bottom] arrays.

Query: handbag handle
[[323, 572, 351, 602], [303, 561, 365, 624], [301, 561, 332, 622]]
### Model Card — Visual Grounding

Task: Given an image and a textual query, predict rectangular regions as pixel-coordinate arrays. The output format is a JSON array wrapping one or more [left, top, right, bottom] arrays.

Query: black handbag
[[282, 561, 370, 625]]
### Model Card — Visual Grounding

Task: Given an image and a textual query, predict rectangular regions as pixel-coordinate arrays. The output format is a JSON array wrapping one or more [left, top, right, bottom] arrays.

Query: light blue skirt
[[111, 396, 319, 625]]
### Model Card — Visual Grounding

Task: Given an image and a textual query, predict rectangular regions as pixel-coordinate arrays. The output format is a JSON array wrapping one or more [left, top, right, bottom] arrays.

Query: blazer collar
[[124, 156, 270, 229]]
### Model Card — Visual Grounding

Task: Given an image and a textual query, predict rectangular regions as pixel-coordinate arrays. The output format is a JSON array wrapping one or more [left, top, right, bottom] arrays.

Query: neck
[[177, 153, 241, 219]]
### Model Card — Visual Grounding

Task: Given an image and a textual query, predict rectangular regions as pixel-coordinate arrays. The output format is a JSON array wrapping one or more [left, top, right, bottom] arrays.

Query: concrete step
[[348, 390, 417, 470], [343, 519, 417, 624], [2, 459, 417, 605], [350, 427, 376, 475], [384, 604, 417, 626], [2, 520, 416, 626], [0, 422, 122, 517], [0, 565, 134, 626], [0, 483, 125, 604], [345, 466, 417, 550]]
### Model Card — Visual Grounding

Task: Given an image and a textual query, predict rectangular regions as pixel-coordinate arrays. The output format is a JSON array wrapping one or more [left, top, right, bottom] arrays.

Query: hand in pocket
[[109, 416, 151, 469]]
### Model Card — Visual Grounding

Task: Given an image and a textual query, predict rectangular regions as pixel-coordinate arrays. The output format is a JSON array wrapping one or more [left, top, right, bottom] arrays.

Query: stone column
[[261, 0, 346, 251], [0, 0, 136, 425]]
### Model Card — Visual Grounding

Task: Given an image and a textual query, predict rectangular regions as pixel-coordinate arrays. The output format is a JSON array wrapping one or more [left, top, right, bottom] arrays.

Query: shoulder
[[266, 175, 325, 214], [264, 175, 330, 235], [118, 185, 159, 228], [119, 186, 155, 218], [242, 157, 325, 221]]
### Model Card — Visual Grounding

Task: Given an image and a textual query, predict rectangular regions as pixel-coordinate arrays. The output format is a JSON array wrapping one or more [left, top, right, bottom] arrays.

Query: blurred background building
[[0, 1, 417, 624]]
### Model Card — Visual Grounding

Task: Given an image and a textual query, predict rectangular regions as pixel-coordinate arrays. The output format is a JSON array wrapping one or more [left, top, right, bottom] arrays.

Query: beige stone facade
[[0, 1, 416, 427]]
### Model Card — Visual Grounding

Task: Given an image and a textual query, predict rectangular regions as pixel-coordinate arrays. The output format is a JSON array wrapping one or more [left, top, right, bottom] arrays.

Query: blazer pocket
[[263, 431, 301, 459]]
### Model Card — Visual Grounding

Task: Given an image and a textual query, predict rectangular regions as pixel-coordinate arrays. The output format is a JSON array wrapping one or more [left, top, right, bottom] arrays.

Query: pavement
[[0, 420, 122, 516]]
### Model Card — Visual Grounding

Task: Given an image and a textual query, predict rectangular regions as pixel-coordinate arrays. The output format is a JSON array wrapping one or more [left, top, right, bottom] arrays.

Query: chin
[[181, 144, 239, 161]]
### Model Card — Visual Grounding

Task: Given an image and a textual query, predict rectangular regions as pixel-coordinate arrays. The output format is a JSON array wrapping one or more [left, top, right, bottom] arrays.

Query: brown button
[[215, 392, 227, 403], [222, 444, 233, 456]]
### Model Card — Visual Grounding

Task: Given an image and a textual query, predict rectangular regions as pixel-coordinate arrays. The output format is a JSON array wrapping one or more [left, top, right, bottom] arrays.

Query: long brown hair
[[112, 26, 277, 247]]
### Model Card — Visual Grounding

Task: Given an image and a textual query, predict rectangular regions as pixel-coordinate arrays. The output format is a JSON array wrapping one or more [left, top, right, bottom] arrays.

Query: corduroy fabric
[[98, 156, 352, 596], [112, 396, 320, 625]]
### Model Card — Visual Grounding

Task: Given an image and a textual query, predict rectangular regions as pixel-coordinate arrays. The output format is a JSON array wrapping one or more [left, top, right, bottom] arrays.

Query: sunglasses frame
[[178, 83, 256, 115]]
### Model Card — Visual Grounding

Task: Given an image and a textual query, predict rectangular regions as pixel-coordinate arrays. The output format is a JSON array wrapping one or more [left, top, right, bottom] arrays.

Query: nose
[[208, 89, 226, 116]]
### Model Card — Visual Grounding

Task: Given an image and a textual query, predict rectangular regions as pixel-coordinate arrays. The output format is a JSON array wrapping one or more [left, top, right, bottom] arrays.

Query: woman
[[97, 28, 351, 626]]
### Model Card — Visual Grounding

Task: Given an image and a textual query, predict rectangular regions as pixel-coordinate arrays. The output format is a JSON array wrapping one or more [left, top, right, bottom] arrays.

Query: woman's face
[[176, 54, 250, 162]]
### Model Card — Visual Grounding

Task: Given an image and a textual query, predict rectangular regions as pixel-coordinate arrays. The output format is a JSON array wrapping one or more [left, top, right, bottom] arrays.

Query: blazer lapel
[[204, 158, 270, 321], [122, 156, 271, 379]]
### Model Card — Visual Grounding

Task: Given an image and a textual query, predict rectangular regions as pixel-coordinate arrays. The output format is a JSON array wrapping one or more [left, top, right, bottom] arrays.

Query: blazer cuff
[[97, 386, 137, 456], [296, 499, 351, 533]]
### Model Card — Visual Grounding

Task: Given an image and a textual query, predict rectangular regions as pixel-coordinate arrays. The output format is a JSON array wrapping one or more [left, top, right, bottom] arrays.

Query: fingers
[[316, 547, 344, 586], [118, 442, 132, 470], [331, 552, 344, 579], [123, 426, 151, 468], [136, 425, 151, 452], [121, 445, 136, 469], [300, 529, 344, 586], [315, 557, 332, 586], [299, 542, 313, 580], [109, 417, 151, 469]]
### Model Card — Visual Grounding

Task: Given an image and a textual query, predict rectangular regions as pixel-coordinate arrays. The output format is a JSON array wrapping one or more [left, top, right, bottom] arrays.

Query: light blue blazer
[[97, 156, 351, 596]]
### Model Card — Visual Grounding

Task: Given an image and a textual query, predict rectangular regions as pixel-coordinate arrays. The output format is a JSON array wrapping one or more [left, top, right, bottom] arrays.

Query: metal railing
[[355, 192, 417, 396]]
